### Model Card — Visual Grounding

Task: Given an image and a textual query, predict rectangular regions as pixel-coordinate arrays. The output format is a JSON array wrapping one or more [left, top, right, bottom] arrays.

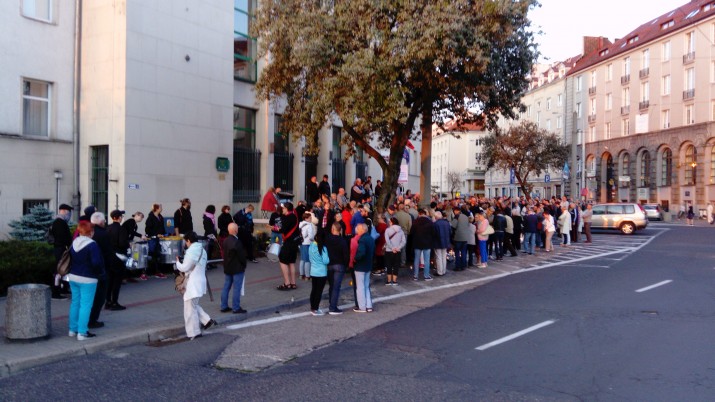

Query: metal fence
[[355, 161, 368, 182], [233, 147, 261, 203], [332, 158, 346, 191], [274, 151, 294, 193]]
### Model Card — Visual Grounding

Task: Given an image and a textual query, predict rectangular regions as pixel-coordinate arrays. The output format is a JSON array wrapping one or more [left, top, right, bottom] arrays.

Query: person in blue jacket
[[432, 211, 452, 276], [308, 231, 330, 316], [68, 221, 106, 340], [353, 223, 375, 312]]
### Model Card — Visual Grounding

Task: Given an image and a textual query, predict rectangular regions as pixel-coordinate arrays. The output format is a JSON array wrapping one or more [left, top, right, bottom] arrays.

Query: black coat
[[318, 180, 331, 198], [203, 215, 217, 237], [325, 233, 349, 266], [122, 219, 142, 241], [307, 182, 319, 204], [145, 212, 165, 237], [217, 212, 233, 237], [174, 207, 193, 234], [50, 218, 72, 249], [92, 226, 114, 275], [410, 216, 435, 250], [222, 235, 247, 275]]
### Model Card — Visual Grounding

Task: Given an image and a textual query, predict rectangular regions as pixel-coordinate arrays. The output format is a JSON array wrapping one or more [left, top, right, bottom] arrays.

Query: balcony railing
[[621, 74, 630, 85], [639, 67, 649, 79], [620, 105, 630, 115], [683, 52, 695, 64], [588, 86, 597, 95], [638, 100, 650, 110], [683, 89, 695, 100], [588, 114, 597, 123]]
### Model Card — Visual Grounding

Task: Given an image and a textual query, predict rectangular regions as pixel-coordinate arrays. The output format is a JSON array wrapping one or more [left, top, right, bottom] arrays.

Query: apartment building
[[569, 0, 715, 215], [431, 121, 488, 199]]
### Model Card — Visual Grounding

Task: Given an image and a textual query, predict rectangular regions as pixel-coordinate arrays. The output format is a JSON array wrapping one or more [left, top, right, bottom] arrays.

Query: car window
[[644, 205, 654, 210], [624, 205, 635, 214], [592, 206, 606, 215], [606, 205, 624, 214]]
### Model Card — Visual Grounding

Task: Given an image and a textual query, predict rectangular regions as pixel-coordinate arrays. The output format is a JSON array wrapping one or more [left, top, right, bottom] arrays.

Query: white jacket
[[176, 242, 207, 301], [299, 221, 315, 245]]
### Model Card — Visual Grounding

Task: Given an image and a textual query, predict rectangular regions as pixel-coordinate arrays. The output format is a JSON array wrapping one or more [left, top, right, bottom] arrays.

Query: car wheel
[[620, 222, 635, 235]]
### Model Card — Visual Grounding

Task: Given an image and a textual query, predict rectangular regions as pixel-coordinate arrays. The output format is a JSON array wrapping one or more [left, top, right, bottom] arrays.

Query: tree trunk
[[419, 103, 433, 207]]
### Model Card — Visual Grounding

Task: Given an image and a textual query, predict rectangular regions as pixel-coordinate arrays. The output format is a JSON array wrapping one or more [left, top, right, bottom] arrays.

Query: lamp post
[[54, 171, 63, 211]]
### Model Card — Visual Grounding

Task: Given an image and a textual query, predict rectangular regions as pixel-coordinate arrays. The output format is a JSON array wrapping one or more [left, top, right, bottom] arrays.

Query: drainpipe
[[72, 0, 83, 217]]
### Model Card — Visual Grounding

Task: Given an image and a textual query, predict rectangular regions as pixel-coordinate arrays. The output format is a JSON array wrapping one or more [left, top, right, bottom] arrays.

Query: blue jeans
[[454, 241, 467, 269], [523, 232, 536, 254], [413, 249, 431, 279], [494, 232, 504, 259], [69, 280, 97, 335], [355, 271, 372, 310], [478, 240, 488, 263], [221, 272, 245, 311], [327, 264, 345, 312]]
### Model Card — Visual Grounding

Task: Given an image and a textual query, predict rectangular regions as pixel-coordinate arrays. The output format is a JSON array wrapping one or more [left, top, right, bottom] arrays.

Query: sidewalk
[[0, 222, 699, 377]]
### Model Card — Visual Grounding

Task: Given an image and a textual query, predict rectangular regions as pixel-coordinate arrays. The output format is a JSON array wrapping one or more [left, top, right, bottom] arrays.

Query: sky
[[529, 0, 687, 63]]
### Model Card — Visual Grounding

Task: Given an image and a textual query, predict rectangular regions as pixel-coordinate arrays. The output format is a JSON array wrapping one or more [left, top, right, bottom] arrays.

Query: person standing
[[89, 212, 110, 329], [217, 205, 233, 248], [306, 176, 320, 205], [492, 209, 506, 261], [220, 223, 247, 314], [68, 221, 105, 340], [383, 217, 405, 285], [277, 203, 299, 290], [432, 212, 451, 277], [318, 175, 331, 201], [394, 203, 412, 266], [373, 215, 388, 276], [175, 232, 216, 340], [581, 204, 593, 243], [325, 222, 349, 314], [686, 205, 695, 226], [174, 198, 193, 236], [707, 202, 714, 225], [144, 204, 167, 279], [308, 231, 330, 316], [558, 206, 571, 246], [543, 211, 556, 252], [49, 203, 73, 299], [522, 208, 538, 255], [353, 224, 375, 313], [106, 210, 129, 311], [450, 207, 470, 271], [234, 205, 258, 263], [298, 212, 316, 280], [569, 203, 580, 243], [410, 209, 434, 281], [503, 209, 518, 257], [475, 213, 490, 268], [350, 178, 365, 203]]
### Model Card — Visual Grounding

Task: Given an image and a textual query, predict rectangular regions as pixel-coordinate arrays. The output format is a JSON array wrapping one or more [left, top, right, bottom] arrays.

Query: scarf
[[204, 212, 216, 226]]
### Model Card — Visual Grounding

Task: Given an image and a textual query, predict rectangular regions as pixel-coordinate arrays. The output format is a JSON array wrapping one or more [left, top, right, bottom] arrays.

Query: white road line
[[475, 320, 556, 351], [635, 280, 673, 293]]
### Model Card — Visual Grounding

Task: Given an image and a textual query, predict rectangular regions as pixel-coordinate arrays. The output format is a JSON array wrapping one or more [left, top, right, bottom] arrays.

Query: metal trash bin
[[5, 284, 51, 341]]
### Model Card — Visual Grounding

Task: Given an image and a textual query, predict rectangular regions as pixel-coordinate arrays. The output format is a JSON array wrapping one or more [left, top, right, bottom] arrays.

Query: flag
[[562, 162, 570, 180], [406, 140, 415, 150], [403, 148, 410, 164]]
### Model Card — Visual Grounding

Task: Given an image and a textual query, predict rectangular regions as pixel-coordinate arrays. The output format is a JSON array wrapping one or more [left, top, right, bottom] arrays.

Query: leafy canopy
[[482, 121, 569, 198]]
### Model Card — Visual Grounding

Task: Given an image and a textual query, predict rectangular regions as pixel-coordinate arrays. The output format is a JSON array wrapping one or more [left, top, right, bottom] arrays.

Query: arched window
[[622, 153, 630, 176], [710, 145, 715, 184], [661, 148, 672, 186], [685, 145, 696, 185], [639, 151, 651, 187]]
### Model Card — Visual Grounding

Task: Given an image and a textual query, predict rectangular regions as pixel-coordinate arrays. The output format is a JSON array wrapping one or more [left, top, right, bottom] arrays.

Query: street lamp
[[54, 171, 63, 212]]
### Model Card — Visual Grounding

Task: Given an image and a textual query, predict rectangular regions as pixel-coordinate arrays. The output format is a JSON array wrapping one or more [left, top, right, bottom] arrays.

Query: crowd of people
[[49, 174, 598, 339]]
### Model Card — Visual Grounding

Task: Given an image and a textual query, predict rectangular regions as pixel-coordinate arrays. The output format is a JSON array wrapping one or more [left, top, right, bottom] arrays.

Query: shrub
[[8, 205, 54, 241], [0, 241, 55, 296]]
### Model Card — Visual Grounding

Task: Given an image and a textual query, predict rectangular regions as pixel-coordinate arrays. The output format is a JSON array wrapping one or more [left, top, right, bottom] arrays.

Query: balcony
[[683, 51, 695, 64], [588, 114, 597, 123], [638, 100, 649, 110], [621, 74, 630, 85], [683, 89, 695, 100], [588, 86, 597, 95], [639, 67, 649, 79], [620, 105, 630, 115]]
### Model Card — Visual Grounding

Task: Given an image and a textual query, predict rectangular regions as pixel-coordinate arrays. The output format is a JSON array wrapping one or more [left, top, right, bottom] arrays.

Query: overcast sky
[[529, 0, 686, 62]]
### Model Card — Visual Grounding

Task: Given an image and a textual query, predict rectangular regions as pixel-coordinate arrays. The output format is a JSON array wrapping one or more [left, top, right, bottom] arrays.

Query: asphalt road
[[2, 224, 714, 401]]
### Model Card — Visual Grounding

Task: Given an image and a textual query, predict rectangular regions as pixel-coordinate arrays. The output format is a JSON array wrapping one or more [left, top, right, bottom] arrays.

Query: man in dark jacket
[[432, 211, 451, 276], [106, 210, 129, 311], [325, 222, 349, 314], [50, 203, 73, 299], [89, 212, 111, 328], [410, 209, 435, 281], [493, 209, 507, 261], [522, 208, 539, 255], [318, 175, 331, 200], [233, 204, 257, 263], [221, 223, 247, 314], [174, 198, 193, 235], [306, 176, 319, 205]]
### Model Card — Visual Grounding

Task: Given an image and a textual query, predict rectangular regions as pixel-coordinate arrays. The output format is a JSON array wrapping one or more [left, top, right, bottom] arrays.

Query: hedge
[[0, 241, 55, 297]]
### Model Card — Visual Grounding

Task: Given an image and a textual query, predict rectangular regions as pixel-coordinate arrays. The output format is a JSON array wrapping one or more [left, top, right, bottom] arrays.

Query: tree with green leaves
[[253, 0, 538, 212], [482, 121, 570, 199], [8, 205, 55, 241]]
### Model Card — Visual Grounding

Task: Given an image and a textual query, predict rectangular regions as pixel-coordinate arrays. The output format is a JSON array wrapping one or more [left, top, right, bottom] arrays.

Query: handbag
[[57, 248, 71, 276], [174, 249, 204, 295], [267, 242, 281, 262], [483, 225, 495, 235]]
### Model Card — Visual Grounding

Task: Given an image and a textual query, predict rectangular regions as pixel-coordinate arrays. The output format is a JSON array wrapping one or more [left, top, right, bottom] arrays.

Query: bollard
[[5, 284, 51, 341]]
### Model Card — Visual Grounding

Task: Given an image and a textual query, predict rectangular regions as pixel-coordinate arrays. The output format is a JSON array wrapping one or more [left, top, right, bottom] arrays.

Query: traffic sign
[[544, 174, 551, 183]]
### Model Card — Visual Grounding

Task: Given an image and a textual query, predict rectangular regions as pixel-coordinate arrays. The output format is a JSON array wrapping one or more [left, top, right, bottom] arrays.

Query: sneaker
[[139, 274, 148, 281], [77, 332, 96, 341], [233, 308, 248, 314], [109, 303, 126, 311], [366, 308, 374, 313], [251, 259, 259, 263], [201, 319, 217, 330], [412, 277, 419, 281], [155, 273, 167, 279], [311, 309, 325, 316], [424, 277, 433, 281], [353, 308, 367, 313], [393, 282, 399, 286], [385, 282, 391, 286], [68, 331, 77, 337], [329, 309, 343, 315]]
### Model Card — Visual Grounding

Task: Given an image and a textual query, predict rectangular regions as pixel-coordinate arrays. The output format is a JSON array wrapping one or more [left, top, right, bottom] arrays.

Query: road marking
[[475, 320, 556, 351], [636, 280, 673, 293]]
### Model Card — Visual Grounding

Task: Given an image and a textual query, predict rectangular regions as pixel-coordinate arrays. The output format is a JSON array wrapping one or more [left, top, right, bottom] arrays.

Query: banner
[[398, 164, 409, 183]]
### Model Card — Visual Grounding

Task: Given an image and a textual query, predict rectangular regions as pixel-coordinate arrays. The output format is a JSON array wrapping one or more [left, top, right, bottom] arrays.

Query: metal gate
[[233, 147, 261, 202]]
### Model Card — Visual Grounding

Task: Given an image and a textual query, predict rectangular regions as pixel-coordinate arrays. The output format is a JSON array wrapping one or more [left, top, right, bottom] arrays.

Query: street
[[1, 223, 714, 401]]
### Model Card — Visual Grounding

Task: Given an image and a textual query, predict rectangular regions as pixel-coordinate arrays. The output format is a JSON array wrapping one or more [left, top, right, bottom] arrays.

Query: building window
[[23, 199, 49, 215], [556, 116, 562, 129], [684, 145, 697, 185], [546, 97, 551, 110], [605, 122, 611, 140], [234, 0, 257, 82], [576, 76, 583, 92], [22, 79, 50, 137], [662, 109, 670, 129], [639, 151, 651, 187], [589, 126, 596, 142], [22, 0, 51, 22], [273, 114, 294, 193], [622, 87, 630, 107], [622, 153, 630, 178], [590, 70, 597, 87], [557, 94, 563, 106], [662, 75, 671, 95], [622, 118, 630, 136], [662, 41, 671, 61], [234, 106, 256, 149], [606, 64, 613, 81], [606, 93, 612, 110], [546, 119, 551, 130], [233, 106, 260, 202], [575, 103, 581, 118], [90, 146, 109, 215], [536, 111, 541, 126], [711, 145, 715, 184], [686, 31, 696, 54], [685, 104, 695, 125], [711, 61, 715, 83], [642, 48, 650, 69], [623, 57, 631, 75], [661, 148, 672, 186], [685, 68, 695, 91], [641, 81, 649, 103]]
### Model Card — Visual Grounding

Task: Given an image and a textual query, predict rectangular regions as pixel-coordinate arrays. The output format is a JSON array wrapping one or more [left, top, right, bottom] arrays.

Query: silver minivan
[[590, 203, 649, 234]]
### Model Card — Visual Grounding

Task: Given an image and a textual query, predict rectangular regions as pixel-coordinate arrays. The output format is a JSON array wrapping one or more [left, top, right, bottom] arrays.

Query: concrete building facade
[[430, 122, 488, 199]]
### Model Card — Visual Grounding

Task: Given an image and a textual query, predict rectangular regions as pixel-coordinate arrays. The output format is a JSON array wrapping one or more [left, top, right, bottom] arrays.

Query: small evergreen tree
[[8, 205, 55, 241]]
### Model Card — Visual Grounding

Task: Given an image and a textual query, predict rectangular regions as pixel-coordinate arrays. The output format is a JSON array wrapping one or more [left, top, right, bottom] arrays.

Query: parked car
[[590, 203, 649, 234], [642, 203, 664, 221]]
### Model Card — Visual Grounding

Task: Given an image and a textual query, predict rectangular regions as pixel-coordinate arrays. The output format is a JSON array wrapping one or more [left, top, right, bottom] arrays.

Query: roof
[[433, 119, 486, 135], [568, 0, 715, 75]]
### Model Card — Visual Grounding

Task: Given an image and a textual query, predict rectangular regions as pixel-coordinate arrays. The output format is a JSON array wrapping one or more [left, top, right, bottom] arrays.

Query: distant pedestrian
[[144, 203, 167, 279], [384, 217, 406, 285], [307, 176, 320, 205], [220, 223, 247, 314], [176, 231, 216, 340], [68, 221, 105, 341], [277, 203, 299, 290], [582, 204, 593, 243], [353, 224, 375, 312], [299, 212, 316, 280], [318, 175, 331, 200], [49, 203, 73, 299], [433, 212, 451, 276], [308, 231, 330, 316], [174, 198, 193, 236], [106, 209, 129, 311], [234, 205, 257, 263], [410, 209, 434, 281], [686, 206, 695, 226]]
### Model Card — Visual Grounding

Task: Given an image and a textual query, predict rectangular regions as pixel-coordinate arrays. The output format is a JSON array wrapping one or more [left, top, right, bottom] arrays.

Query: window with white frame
[[536, 111, 541, 126], [605, 122, 611, 139], [685, 104, 694, 125], [576, 76, 583, 91], [556, 116, 562, 129], [576, 102, 582, 118], [686, 31, 696, 53], [590, 70, 597, 87], [22, 0, 51, 22], [622, 87, 630, 106], [685, 68, 695, 90], [606, 93, 612, 110], [546, 119, 551, 130], [623, 57, 631, 75], [641, 81, 649, 102], [557, 93, 563, 106], [662, 41, 671, 61], [546, 97, 551, 110], [622, 118, 630, 136], [642, 49, 650, 69], [590, 98, 596, 115], [606, 64, 613, 81], [589, 126, 596, 142], [662, 74, 671, 95], [22, 79, 50, 137], [662, 109, 670, 128]]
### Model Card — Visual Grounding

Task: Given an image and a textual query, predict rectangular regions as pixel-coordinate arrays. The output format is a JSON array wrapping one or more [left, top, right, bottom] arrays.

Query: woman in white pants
[[176, 232, 216, 339]]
